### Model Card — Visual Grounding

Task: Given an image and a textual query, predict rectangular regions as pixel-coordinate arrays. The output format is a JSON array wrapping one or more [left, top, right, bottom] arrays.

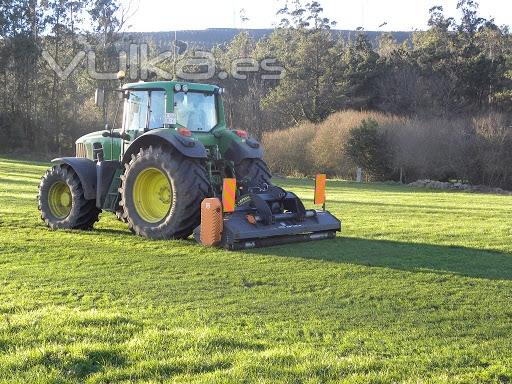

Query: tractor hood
[[75, 130, 122, 160]]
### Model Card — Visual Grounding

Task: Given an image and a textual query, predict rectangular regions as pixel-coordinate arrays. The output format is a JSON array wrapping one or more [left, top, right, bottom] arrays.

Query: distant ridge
[[120, 28, 413, 50]]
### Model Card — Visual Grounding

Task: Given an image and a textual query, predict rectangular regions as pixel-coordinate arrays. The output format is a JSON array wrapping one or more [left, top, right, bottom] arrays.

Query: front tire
[[119, 146, 210, 240], [38, 165, 100, 230]]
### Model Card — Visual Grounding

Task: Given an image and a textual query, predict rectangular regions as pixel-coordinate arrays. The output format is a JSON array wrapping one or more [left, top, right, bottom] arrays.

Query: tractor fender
[[121, 129, 207, 164], [52, 157, 97, 200], [224, 136, 264, 164]]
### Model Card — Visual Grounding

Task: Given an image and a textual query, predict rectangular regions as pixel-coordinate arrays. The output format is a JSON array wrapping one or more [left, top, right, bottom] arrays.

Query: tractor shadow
[[89, 215, 512, 281], [249, 237, 512, 281]]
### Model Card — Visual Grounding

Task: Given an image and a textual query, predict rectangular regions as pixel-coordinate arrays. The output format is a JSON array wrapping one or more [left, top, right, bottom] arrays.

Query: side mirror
[[95, 89, 105, 108]]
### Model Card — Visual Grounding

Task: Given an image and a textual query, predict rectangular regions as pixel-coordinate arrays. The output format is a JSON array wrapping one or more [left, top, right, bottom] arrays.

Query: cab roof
[[122, 81, 219, 92]]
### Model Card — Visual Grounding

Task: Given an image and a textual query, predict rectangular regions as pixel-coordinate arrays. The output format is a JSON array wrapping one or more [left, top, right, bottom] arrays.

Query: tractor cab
[[120, 81, 226, 138]]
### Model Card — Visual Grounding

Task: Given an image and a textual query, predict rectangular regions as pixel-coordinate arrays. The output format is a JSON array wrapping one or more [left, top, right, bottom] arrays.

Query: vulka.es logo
[[42, 43, 286, 81]]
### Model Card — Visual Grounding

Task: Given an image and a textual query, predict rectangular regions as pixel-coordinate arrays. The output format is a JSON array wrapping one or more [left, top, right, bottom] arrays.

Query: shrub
[[308, 111, 361, 178], [263, 109, 512, 189], [264, 110, 406, 178], [346, 119, 393, 181], [471, 114, 512, 189], [388, 118, 470, 183], [262, 123, 316, 176]]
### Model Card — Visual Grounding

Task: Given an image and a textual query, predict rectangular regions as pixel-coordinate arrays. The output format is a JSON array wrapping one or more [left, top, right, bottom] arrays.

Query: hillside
[[121, 28, 413, 49]]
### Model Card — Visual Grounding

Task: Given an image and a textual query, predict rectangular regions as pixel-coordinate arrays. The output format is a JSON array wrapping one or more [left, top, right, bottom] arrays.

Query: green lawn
[[0, 157, 512, 383]]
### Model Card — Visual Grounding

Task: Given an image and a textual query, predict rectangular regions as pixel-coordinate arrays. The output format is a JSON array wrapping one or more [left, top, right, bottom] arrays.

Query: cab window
[[149, 91, 166, 129], [124, 90, 166, 132], [124, 91, 148, 132]]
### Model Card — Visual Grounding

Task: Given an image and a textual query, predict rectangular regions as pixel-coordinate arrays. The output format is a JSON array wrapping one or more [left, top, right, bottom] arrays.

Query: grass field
[[0, 157, 512, 383]]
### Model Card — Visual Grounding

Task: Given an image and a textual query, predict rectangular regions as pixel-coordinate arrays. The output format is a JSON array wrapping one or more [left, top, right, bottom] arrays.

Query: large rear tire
[[119, 146, 210, 240], [38, 165, 100, 230], [235, 158, 273, 189]]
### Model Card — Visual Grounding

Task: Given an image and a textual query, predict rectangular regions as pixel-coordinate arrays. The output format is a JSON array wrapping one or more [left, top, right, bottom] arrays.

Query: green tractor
[[38, 79, 340, 248]]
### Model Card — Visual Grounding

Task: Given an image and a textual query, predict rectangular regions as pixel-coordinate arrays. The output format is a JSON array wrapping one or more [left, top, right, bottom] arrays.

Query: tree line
[[0, 0, 126, 154], [217, 0, 511, 136], [0, 1, 511, 187]]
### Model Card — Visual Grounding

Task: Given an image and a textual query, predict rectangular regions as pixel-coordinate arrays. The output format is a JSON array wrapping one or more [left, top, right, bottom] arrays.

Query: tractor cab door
[[122, 90, 166, 143]]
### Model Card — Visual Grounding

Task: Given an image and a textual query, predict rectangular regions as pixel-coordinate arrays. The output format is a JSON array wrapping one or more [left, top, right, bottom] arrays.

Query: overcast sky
[[120, 0, 511, 32]]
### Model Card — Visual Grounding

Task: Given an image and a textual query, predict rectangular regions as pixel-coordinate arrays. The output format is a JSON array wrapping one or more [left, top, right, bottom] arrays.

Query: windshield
[[174, 92, 217, 132]]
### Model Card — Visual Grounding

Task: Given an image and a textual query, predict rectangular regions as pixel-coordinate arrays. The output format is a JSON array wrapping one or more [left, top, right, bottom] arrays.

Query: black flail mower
[[194, 175, 341, 250]]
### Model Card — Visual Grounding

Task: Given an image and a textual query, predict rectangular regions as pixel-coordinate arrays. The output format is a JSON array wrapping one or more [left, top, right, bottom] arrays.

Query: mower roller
[[37, 75, 341, 249]]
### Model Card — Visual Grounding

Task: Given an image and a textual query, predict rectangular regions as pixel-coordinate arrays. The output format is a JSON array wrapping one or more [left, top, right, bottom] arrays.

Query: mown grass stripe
[[0, 157, 511, 383]]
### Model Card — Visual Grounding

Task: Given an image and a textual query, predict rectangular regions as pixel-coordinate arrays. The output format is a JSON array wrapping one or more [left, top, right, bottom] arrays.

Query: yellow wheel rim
[[48, 181, 72, 219], [133, 167, 172, 223]]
